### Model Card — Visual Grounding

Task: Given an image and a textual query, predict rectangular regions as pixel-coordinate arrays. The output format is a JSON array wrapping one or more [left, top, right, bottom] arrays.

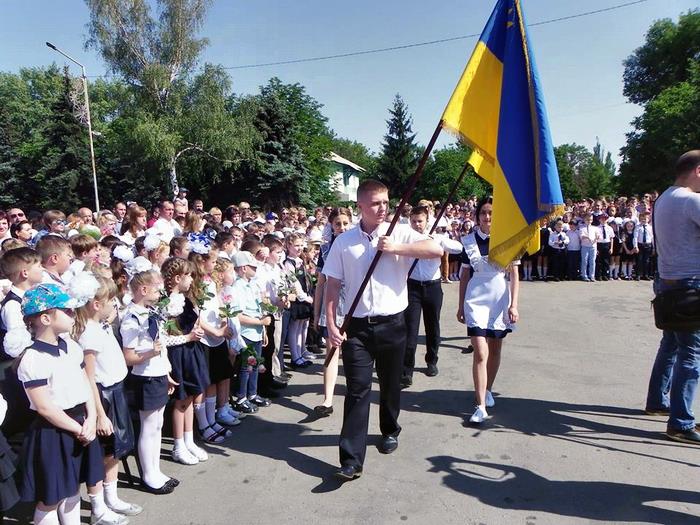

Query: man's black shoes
[[379, 435, 399, 454], [335, 464, 363, 480], [426, 363, 439, 377], [400, 375, 412, 389]]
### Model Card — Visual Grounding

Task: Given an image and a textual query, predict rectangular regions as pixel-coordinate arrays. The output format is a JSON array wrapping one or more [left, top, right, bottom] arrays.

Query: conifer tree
[[376, 94, 419, 194]]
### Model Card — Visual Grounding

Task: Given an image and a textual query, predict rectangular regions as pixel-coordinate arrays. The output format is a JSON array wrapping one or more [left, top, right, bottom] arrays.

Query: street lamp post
[[46, 41, 101, 212]]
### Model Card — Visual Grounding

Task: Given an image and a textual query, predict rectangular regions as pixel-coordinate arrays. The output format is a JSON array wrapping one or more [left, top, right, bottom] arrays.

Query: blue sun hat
[[22, 283, 80, 316]]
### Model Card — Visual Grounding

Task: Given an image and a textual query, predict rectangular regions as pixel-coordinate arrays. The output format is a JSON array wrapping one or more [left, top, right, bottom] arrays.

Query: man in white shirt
[[151, 200, 182, 243], [402, 206, 463, 387], [323, 180, 442, 480]]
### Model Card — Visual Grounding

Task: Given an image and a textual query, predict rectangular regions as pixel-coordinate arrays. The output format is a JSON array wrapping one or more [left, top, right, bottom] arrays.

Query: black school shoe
[[235, 399, 258, 414], [426, 363, 439, 377], [666, 426, 700, 445], [250, 395, 271, 407], [379, 435, 399, 454], [142, 478, 177, 495], [335, 464, 363, 480]]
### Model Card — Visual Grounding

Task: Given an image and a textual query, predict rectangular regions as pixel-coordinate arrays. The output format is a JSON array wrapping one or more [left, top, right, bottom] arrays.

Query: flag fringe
[[488, 203, 565, 270], [442, 117, 566, 270]]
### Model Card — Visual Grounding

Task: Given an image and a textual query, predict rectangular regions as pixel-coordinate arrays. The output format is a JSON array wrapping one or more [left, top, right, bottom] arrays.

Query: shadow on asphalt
[[401, 392, 700, 468], [426, 456, 700, 524]]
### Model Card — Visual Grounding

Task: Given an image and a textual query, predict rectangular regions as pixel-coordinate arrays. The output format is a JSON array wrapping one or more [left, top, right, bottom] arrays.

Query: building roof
[[328, 152, 366, 173]]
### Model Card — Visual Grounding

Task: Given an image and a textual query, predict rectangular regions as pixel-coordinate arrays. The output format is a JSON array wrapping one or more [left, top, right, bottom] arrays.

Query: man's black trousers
[[339, 312, 406, 468], [403, 279, 443, 379]]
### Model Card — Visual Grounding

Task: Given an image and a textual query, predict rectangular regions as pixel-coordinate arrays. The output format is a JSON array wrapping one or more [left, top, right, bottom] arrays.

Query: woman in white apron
[[457, 197, 520, 424]]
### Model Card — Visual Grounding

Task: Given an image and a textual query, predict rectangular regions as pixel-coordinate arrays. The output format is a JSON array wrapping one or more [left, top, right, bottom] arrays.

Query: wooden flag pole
[[407, 162, 471, 278], [323, 120, 444, 367]]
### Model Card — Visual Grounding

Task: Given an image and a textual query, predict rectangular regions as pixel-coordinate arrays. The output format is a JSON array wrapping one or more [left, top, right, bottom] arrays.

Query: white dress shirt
[[409, 235, 462, 281], [548, 230, 570, 250], [152, 217, 182, 243], [634, 223, 654, 245], [566, 228, 581, 251], [79, 319, 128, 388], [597, 224, 614, 244], [322, 222, 429, 317], [18, 336, 90, 410], [120, 303, 171, 377], [200, 280, 224, 348]]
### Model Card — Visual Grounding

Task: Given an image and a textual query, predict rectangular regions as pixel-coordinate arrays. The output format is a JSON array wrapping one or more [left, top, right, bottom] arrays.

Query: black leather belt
[[408, 278, 442, 286], [350, 312, 403, 326]]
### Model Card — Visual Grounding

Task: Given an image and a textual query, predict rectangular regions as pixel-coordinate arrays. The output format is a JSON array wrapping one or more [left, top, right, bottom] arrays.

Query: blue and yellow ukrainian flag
[[441, 0, 564, 268]]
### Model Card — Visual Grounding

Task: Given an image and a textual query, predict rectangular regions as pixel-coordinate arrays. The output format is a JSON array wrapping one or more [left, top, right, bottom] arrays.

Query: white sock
[[34, 508, 59, 525], [173, 437, 186, 452], [89, 489, 107, 517], [184, 430, 207, 459], [104, 480, 131, 512], [58, 494, 81, 525]]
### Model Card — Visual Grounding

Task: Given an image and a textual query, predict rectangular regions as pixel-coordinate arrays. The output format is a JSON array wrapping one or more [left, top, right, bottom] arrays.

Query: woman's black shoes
[[142, 478, 178, 495], [313, 405, 333, 417]]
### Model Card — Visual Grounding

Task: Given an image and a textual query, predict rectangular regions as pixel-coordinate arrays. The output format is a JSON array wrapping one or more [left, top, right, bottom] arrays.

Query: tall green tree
[[376, 94, 419, 194], [259, 78, 335, 205], [619, 10, 700, 193], [234, 92, 309, 208], [84, 0, 240, 198], [554, 143, 590, 200], [31, 70, 92, 210], [85, 0, 211, 110], [555, 141, 617, 199], [417, 143, 489, 203], [0, 105, 20, 208]]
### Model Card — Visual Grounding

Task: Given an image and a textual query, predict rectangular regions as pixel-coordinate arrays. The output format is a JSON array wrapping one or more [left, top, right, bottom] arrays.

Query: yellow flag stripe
[[441, 42, 503, 164]]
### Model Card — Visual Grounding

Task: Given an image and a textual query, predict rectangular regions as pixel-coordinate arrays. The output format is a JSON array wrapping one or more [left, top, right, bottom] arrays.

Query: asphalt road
[[11, 279, 700, 524]]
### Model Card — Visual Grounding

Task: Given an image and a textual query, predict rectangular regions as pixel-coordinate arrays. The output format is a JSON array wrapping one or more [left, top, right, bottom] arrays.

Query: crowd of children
[[0, 190, 657, 523]]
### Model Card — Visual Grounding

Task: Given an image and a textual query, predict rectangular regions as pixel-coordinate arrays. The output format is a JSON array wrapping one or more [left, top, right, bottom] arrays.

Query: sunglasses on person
[[9, 212, 25, 219], [52, 219, 67, 226]]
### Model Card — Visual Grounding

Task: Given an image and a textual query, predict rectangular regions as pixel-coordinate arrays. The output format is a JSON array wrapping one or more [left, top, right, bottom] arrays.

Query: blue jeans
[[646, 278, 700, 431], [580, 246, 596, 280], [238, 338, 261, 400]]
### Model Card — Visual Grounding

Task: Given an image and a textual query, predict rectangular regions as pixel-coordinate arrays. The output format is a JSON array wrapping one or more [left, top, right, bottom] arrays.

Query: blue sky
[[1, 0, 697, 170]]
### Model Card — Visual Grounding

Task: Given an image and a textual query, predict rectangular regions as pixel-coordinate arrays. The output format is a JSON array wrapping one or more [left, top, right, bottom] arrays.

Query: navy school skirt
[[205, 342, 235, 384], [97, 381, 135, 460], [130, 375, 169, 412], [0, 431, 19, 511], [18, 403, 104, 506], [167, 341, 210, 400], [467, 327, 511, 339]]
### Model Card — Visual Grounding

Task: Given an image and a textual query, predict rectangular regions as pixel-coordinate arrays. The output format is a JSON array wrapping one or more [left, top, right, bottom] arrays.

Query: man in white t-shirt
[[151, 200, 181, 242], [323, 180, 442, 480]]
